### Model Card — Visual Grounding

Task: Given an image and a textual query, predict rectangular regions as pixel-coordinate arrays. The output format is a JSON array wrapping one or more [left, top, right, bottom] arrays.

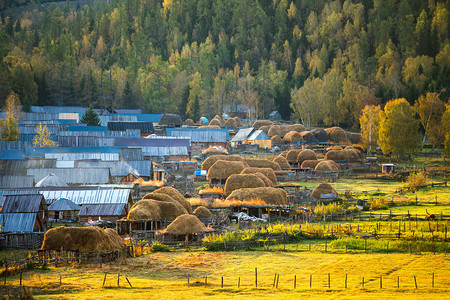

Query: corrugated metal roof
[[0, 141, 32, 150], [57, 136, 99, 147], [107, 122, 154, 132], [99, 115, 138, 126], [0, 176, 34, 188], [27, 168, 110, 185], [58, 130, 140, 137], [40, 188, 131, 205], [55, 161, 75, 168], [0, 213, 37, 232], [26, 146, 120, 158], [76, 161, 139, 177], [136, 113, 162, 123], [1, 194, 45, 213], [114, 109, 143, 114], [231, 128, 255, 142], [20, 113, 59, 121], [168, 128, 229, 143], [0, 160, 27, 175], [139, 147, 188, 157], [125, 161, 152, 176], [0, 150, 26, 160], [47, 198, 81, 211], [78, 203, 126, 216], [26, 159, 56, 169], [114, 137, 190, 152], [67, 126, 108, 131], [119, 148, 143, 161], [35, 173, 68, 187], [247, 130, 270, 141], [19, 124, 59, 134], [45, 152, 119, 161], [19, 133, 57, 142]]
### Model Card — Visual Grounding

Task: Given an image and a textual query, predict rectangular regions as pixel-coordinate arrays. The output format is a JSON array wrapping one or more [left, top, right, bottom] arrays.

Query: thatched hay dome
[[212, 115, 223, 123], [273, 156, 290, 169], [342, 148, 360, 161], [301, 160, 320, 169], [199, 125, 221, 129], [253, 120, 274, 129], [324, 149, 345, 161], [233, 117, 241, 127], [268, 124, 305, 138], [311, 128, 329, 142], [271, 135, 283, 145], [224, 174, 267, 195], [139, 194, 187, 220], [201, 155, 245, 171], [128, 199, 161, 220], [209, 118, 222, 127], [279, 150, 289, 157], [41, 227, 124, 253], [314, 160, 341, 171], [297, 149, 317, 163], [184, 118, 195, 126], [226, 187, 288, 205], [241, 167, 277, 185], [207, 160, 249, 182], [286, 149, 302, 162], [245, 159, 281, 171], [326, 145, 343, 151], [223, 118, 237, 127], [325, 149, 360, 161], [311, 183, 337, 199], [346, 132, 362, 144], [300, 131, 318, 143], [283, 131, 303, 143], [325, 127, 349, 143], [163, 214, 211, 235], [153, 186, 192, 213], [253, 172, 274, 187], [259, 125, 271, 134], [193, 206, 213, 219], [202, 147, 228, 155]]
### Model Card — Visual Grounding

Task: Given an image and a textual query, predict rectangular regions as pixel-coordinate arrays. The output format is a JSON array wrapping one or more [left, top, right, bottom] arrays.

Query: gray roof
[[107, 122, 154, 133], [26, 159, 57, 169], [1, 194, 46, 213], [99, 115, 138, 126], [139, 147, 188, 157], [47, 198, 81, 211], [231, 128, 255, 142], [0, 141, 32, 150], [75, 161, 140, 177], [119, 148, 144, 161], [0, 160, 27, 175], [44, 152, 119, 161], [35, 173, 68, 187], [125, 161, 152, 177], [78, 203, 126, 217], [247, 130, 270, 141], [29, 169, 110, 185], [58, 130, 140, 137], [0, 175, 34, 188], [169, 129, 227, 143], [0, 213, 37, 232]]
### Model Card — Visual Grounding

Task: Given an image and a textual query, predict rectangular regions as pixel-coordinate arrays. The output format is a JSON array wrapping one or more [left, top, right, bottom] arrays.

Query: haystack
[[207, 160, 249, 183], [324, 149, 346, 161], [209, 118, 222, 127], [273, 156, 291, 169], [325, 127, 349, 143], [259, 125, 271, 134], [300, 131, 318, 143], [279, 150, 289, 157], [300, 160, 320, 169], [184, 118, 195, 126], [311, 128, 329, 142], [199, 125, 221, 129], [223, 118, 237, 127], [346, 132, 362, 144], [283, 131, 303, 143], [163, 214, 211, 235], [201, 155, 245, 171], [253, 120, 273, 129], [268, 124, 305, 138], [245, 159, 281, 171], [286, 149, 302, 162], [153, 186, 192, 213], [297, 149, 317, 164], [271, 135, 283, 145], [128, 199, 161, 220], [140, 194, 187, 219], [326, 146, 343, 151], [224, 174, 267, 195], [342, 148, 360, 161], [202, 147, 228, 155], [314, 160, 341, 171], [311, 183, 337, 199], [254, 172, 274, 187], [241, 167, 277, 185], [212, 115, 223, 123], [41, 226, 124, 253], [233, 117, 241, 127], [226, 187, 288, 205], [193, 206, 213, 219]]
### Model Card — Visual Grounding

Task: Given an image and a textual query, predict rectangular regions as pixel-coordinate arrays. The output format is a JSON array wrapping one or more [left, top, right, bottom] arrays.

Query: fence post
[[273, 273, 277, 288], [205, 276, 207, 287], [117, 273, 120, 287], [294, 275, 296, 289], [126, 277, 132, 288], [276, 274, 279, 288], [187, 274, 190, 287], [414, 275, 417, 289], [345, 274, 347, 288], [238, 277, 240, 288], [103, 273, 107, 286], [255, 267, 257, 288], [432, 273, 434, 288], [221, 276, 223, 288], [310, 274, 312, 288], [362, 277, 364, 288], [328, 273, 330, 289], [325, 240, 327, 252], [20, 272, 22, 287], [397, 276, 399, 288], [380, 276, 382, 289]]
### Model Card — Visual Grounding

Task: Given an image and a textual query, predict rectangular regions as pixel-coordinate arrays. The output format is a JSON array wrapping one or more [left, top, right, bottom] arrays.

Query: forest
[[0, 0, 449, 128]]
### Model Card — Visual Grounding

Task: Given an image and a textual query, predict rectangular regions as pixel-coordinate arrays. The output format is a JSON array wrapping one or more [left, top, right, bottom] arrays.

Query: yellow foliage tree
[[442, 104, 450, 160], [0, 92, 21, 141], [32, 123, 57, 147], [359, 105, 381, 152], [414, 92, 446, 148]]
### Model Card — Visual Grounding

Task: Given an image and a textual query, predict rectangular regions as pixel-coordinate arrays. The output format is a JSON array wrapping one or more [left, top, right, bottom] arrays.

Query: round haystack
[[202, 147, 228, 155], [199, 125, 221, 129], [273, 156, 291, 169], [253, 120, 273, 129], [326, 145, 343, 151], [241, 167, 277, 185], [286, 149, 302, 162], [297, 149, 317, 164], [207, 160, 249, 182], [314, 160, 341, 171], [283, 131, 303, 143], [271, 135, 283, 145], [279, 150, 289, 157], [259, 125, 271, 134], [156, 201, 187, 220], [153, 186, 192, 213], [341, 148, 360, 161], [193, 206, 213, 219], [233, 117, 241, 127], [184, 118, 195, 126], [311, 128, 329, 142], [245, 159, 281, 171], [41, 226, 124, 253], [325, 127, 349, 143], [346, 132, 362, 144], [212, 115, 223, 123], [209, 118, 222, 127], [35, 173, 68, 187], [300, 160, 320, 169], [288, 124, 306, 132], [324, 149, 346, 161], [128, 199, 162, 220], [226, 187, 288, 205], [300, 131, 318, 143], [224, 174, 267, 195], [311, 183, 337, 199], [223, 118, 237, 127], [253, 172, 274, 187], [268, 124, 305, 138], [201, 155, 245, 171], [163, 214, 211, 235]]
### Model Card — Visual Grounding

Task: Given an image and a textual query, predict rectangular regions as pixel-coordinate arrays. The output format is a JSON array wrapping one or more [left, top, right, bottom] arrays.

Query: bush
[[150, 241, 170, 252], [406, 171, 428, 192], [370, 197, 389, 210]]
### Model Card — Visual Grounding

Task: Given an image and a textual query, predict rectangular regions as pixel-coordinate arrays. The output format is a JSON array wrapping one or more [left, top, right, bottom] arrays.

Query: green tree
[[359, 105, 382, 152], [80, 106, 101, 126], [378, 98, 421, 158], [0, 92, 21, 141]]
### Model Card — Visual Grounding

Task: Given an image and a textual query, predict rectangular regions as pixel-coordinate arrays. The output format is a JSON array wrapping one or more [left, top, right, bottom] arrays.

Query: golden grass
[[199, 186, 224, 194], [134, 178, 165, 187]]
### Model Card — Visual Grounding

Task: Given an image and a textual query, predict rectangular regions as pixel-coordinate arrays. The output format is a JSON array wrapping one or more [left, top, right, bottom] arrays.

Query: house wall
[[78, 215, 122, 223], [247, 140, 272, 149]]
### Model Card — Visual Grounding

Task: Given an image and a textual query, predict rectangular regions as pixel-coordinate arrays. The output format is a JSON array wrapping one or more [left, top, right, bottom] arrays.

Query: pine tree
[[80, 106, 101, 126]]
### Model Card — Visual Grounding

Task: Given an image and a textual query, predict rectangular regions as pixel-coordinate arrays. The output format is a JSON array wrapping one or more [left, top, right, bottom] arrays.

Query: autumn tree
[[442, 104, 450, 160], [414, 92, 447, 148], [378, 98, 421, 158], [0, 92, 21, 141], [359, 105, 382, 153], [32, 123, 57, 147], [80, 106, 101, 126]]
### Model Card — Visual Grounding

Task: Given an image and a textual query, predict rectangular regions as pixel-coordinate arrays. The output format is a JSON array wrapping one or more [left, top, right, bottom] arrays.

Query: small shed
[[159, 113, 183, 127], [0, 194, 47, 232], [366, 157, 378, 166], [246, 130, 271, 149], [120, 173, 139, 184], [382, 163, 395, 174], [47, 198, 81, 222], [269, 111, 282, 121], [78, 203, 128, 223]]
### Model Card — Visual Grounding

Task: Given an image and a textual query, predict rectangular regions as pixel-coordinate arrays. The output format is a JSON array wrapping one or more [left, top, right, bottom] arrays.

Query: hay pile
[[199, 125, 221, 129], [128, 199, 162, 220], [314, 160, 341, 171], [184, 118, 195, 126], [311, 128, 329, 142], [271, 135, 283, 145], [163, 214, 211, 235], [259, 125, 271, 134], [300, 131, 318, 143], [224, 174, 267, 195], [325, 149, 360, 161], [153, 186, 192, 213], [325, 127, 349, 143], [207, 160, 249, 182], [233, 117, 241, 127], [346, 132, 362, 144], [253, 120, 273, 129], [253, 172, 275, 187], [245, 159, 281, 171], [273, 156, 291, 169], [209, 118, 222, 127], [212, 115, 222, 123], [223, 118, 237, 127], [193, 206, 213, 219], [226, 187, 288, 205], [283, 131, 303, 143], [326, 145, 343, 151], [300, 160, 320, 169], [268, 124, 305, 137], [241, 167, 277, 185], [311, 183, 337, 199], [140, 194, 187, 219], [202, 147, 228, 155], [324, 149, 344, 161], [41, 227, 124, 253], [279, 150, 289, 157], [201, 155, 245, 171], [297, 149, 317, 164], [286, 149, 302, 162]]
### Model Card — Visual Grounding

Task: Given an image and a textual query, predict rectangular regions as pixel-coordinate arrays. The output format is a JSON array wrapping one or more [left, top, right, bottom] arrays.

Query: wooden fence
[[0, 233, 44, 250]]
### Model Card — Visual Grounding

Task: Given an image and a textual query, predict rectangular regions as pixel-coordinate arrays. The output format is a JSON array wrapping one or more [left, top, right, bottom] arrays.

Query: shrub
[[150, 241, 170, 252], [406, 171, 428, 192], [370, 197, 389, 210]]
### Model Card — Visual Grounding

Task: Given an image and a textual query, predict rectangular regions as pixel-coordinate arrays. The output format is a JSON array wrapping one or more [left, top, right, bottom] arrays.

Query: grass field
[[2, 251, 450, 299]]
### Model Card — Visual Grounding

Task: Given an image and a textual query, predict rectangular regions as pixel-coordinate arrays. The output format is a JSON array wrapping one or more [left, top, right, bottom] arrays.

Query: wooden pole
[[397, 276, 399, 288], [103, 273, 107, 286], [328, 273, 330, 288], [310, 274, 312, 288], [362, 277, 364, 288], [126, 277, 132, 288], [273, 273, 277, 288], [276, 274, 279, 288], [255, 267, 257, 288], [20, 272, 22, 287], [414, 275, 417, 289], [345, 274, 347, 288], [238, 277, 240, 288], [294, 275, 296, 289], [205, 276, 207, 287], [221, 276, 223, 288], [117, 273, 120, 287], [380, 276, 382, 289], [432, 273, 434, 288]]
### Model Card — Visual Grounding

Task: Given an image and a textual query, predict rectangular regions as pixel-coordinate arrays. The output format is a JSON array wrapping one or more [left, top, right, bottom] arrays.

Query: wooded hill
[[0, 0, 449, 128]]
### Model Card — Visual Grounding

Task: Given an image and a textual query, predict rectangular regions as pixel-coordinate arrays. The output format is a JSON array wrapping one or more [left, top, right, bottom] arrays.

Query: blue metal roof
[[26, 146, 120, 158], [48, 198, 81, 211], [78, 203, 126, 217], [136, 114, 162, 123], [114, 138, 190, 152], [56, 119, 80, 125], [167, 127, 230, 141], [0, 150, 26, 160], [67, 126, 108, 131], [0, 213, 37, 232]]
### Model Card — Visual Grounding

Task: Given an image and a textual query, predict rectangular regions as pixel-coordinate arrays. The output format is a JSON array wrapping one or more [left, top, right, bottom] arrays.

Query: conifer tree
[[80, 105, 101, 126]]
